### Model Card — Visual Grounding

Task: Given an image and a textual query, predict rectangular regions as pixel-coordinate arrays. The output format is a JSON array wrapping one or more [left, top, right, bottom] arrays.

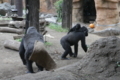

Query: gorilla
[[19, 26, 44, 73], [60, 25, 88, 60]]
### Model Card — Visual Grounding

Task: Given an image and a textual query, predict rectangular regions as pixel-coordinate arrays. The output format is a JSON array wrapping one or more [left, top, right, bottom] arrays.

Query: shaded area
[[83, 0, 96, 23]]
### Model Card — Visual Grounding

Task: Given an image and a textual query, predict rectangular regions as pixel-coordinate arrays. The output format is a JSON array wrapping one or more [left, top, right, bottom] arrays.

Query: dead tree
[[0, 0, 3, 3], [62, 0, 73, 29], [25, 0, 40, 33], [15, 0, 23, 16], [10, 0, 14, 5]]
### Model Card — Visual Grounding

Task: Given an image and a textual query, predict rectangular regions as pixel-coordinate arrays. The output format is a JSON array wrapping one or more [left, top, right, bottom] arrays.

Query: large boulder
[[0, 2, 15, 16], [80, 36, 120, 80]]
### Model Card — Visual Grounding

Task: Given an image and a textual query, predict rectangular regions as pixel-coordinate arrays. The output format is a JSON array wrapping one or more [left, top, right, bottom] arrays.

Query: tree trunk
[[62, 0, 73, 29], [1, 0, 3, 3], [10, 0, 15, 5], [28, 0, 40, 32], [25, 0, 29, 33], [0, 27, 23, 34], [15, 0, 23, 16]]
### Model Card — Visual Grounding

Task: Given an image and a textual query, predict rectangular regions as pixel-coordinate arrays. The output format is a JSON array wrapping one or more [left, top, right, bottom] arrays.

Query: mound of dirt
[[79, 36, 120, 80], [5, 36, 120, 80]]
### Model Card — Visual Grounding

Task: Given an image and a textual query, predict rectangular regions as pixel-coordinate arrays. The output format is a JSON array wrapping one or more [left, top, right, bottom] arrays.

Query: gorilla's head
[[80, 26, 88, 36], [26, 26, 37, 34]]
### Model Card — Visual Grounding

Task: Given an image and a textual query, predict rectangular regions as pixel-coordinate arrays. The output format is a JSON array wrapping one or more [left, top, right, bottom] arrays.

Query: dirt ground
[[0, 25, 104, 79]]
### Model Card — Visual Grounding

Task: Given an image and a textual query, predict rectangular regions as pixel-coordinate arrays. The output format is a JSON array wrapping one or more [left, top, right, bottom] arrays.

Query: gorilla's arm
[[74, 43, 78, 53], [19, 38, 26, 65], [81, 36, 87, 52], [74, 43, 78, 56]]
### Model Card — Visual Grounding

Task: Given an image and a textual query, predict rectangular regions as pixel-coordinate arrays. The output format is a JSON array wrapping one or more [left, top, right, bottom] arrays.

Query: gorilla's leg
[[73, 43, 78, 57], [25, 49, 34, 73], [26, 60, 33, 73], [61, 42, 73, 59], [36, 63, 44, 71], [19, 39, 26, 65]]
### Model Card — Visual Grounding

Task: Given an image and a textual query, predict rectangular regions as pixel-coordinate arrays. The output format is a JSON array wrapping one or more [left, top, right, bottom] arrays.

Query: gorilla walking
[[60, 24, 88, 60], [19, 26, 44, 73]]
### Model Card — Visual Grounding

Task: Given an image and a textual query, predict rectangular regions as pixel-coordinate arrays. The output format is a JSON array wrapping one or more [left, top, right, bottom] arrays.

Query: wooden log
[[0, 27, 23, 34], [0, 20, 10, 26], [13, 35, 24, 40], [4, 40, 20, 51], [8, 21, 25, 29], [39, 19, 49, 25], [42, 30, 47, 35]]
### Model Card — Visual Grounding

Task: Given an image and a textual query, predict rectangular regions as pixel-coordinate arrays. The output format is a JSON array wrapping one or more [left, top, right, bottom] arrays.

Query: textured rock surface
[[94, 0, 120, 31], [40, 0, 57, 14], [92, 27, 120, 36], [0, 2, 15, 16], [72, 0, 82, 22], [8, 21, 25, 28]]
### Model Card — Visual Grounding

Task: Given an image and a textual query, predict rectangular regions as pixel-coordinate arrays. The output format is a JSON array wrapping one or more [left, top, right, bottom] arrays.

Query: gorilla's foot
[[26, 71, 34, 73], [61, 57, 69, 60], [23, 62, 26, 65], [70, 54, 77, 58], [38, 69, 44, 72], [69, 54, 74, 57], [73, 54, 77, 58]]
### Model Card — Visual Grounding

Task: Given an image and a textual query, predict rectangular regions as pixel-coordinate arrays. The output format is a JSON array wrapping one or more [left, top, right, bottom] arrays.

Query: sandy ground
[[0, 26, 104, 79]]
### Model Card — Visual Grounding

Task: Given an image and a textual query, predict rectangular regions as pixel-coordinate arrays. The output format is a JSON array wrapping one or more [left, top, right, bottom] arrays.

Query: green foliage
[[15, 38, 22, 42], [54, 0, 63, 22], [45, 42, 52, 46], [0, 17, 12, 20], [48, 23, 68, 32]]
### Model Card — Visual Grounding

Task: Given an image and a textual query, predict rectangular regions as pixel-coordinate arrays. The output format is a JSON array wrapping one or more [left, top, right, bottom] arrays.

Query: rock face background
[[94, 0, 120, 31], [5, 36, 120, 80], [1, 0, 57, 14], [72, 0, 83, 22], [40, 0, 57, 14], [0, 2, 15, 16]]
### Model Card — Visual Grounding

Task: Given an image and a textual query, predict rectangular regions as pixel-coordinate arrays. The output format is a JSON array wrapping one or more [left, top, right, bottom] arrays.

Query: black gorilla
[[60, 26, 88, 60], [19, 26, 44, 73], [67, 24, 81, 34]]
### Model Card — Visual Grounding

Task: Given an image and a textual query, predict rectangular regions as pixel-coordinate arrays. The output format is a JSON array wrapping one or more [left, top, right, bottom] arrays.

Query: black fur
[[60, 26, 88, 59], [68, 24, 81, 34], [19, 26, 44, 73]]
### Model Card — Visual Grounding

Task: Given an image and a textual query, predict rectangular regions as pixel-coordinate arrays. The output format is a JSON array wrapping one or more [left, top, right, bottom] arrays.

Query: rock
[[0, 2, 15, 16], [80, 36, 120, 80], [40, 0, 56, 14], [72, 0, 82, 22], [45, 17, 57, 23], [8, 21, 25, 29], [92, 27, 120, 36], [94, 0, 120, 31]]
